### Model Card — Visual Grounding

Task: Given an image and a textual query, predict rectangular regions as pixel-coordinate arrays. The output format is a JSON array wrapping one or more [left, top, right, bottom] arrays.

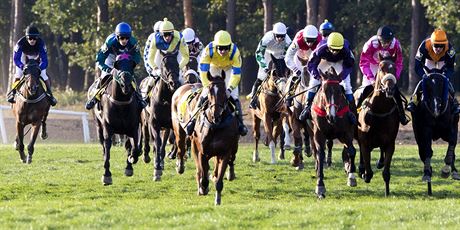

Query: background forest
[[0, 0, 459, 96]]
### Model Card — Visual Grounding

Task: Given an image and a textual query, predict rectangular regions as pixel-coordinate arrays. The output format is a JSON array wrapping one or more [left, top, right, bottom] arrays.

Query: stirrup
[[85, 98, 97, 110], [185, 120, 196, 136], [406, 102, 416, 112]]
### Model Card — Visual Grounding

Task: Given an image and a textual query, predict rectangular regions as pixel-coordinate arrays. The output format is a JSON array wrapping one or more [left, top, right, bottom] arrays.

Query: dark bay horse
[[310, 67, 357, 199], [90, 53, 142, 185], [355, 56, 400, 196], [251, 55, 288, 164], [410, 71, 459, 195], [187, 71, 239, 205], [145, 54, 181, 181], [12, 59, 50, 163], [183, 55, 200, 84]]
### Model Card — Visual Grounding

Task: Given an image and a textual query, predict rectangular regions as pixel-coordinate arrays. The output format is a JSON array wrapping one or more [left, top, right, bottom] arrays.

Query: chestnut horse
[[355, 56, 400, 196], [310, 67, 357, 199], [90, 53, 142, 185], [251, 55, 288, 164], [410, 70, 459, 195], [12, 59, 50, 163]]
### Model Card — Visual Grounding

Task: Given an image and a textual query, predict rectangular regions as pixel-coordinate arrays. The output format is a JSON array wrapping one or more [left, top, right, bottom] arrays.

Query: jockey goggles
[[118, 36, 129, 41], [162, 32, 173, 37], [305, 37, 316, 44], [217, 45, 231, 51], [27, 36, 38, 41], [433, 44, 445, 49], [274, 34, 285, 39]]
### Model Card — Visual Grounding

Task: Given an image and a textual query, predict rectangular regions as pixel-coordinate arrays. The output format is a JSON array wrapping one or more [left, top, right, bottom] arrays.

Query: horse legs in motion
[[150, 122, 170, 181]]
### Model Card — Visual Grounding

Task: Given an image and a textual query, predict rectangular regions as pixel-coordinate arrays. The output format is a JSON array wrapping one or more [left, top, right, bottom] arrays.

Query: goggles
[[217, 45, 231, 51]]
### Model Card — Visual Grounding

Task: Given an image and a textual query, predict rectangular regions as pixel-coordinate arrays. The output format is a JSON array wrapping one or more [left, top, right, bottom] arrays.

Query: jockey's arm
[[228, 49, 242, 90], [96, 45, 112, 73], [178, 38, 190, 69], [284, 41, 298, 73], [13, 44, 24, 70], [341, 50, 355, 79], [443, 45, 456, 78], [131, 42, 142, 66], [394, 41, 403, 79], [143, 33, 155, 74], [199, 46, 211, 87], [359, 40, 376, 81], [255, 39, 268, 69], [414, 42, 427, 78], [38, 42, 48, 70], [307, 51, 321, 79], [147, 40, 159, 70]]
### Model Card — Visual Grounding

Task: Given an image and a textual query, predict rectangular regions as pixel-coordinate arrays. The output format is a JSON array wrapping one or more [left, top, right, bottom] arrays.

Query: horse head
[[267, 54, 288, 93], [205, 70, 227, 125], [422, 72, 449, 118], [113, 53, 136, 95], [317, 67, 348, 124], [183, 56, 199, 84], [160, 54, 181, 91], [376, 54, 397, 98], [22, 59, 42, 97]]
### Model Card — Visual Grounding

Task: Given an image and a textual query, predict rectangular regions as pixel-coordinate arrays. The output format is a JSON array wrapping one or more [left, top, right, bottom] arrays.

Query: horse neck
[[109, 79, 132, 100], [153, 78, 173, 103], [21, 76, 44, 99]]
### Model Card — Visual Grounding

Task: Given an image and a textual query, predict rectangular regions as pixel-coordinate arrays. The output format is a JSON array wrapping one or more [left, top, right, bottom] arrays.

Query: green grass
[[1, 143, 459, 229]]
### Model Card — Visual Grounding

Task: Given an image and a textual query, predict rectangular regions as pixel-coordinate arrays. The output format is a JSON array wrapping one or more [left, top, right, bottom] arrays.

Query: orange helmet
[[430, 29, 448, 44]]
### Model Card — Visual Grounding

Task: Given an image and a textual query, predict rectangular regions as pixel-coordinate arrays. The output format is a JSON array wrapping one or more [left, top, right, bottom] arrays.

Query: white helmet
[[182, 28, 195, 43], [153, 21, 162, 32], [303, 25, 318, 39], [272, 22, 287, 35]]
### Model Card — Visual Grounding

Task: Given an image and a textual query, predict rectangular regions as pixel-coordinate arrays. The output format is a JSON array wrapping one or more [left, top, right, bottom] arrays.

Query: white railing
[[0, 105, 90, 144]]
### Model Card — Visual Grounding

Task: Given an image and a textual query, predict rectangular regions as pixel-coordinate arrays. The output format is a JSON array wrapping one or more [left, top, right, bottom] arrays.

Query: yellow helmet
[[160, 18, 174, 33], [213, 30, 232, 46], [430, 29, 448, 44], [327, 32, 344, 50]]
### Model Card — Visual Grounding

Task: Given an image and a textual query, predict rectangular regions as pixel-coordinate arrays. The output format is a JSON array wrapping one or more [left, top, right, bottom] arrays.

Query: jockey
[[185, 30, 248, 136], [147, 18, 189, 84], [319, 19, 334, 42], [144, 20, 162, 77], [357, 25, 408, 125], [407, 28, 459, 114], [182, 27, 204, 78], [7, 25, 57, 106], [299, 32, 356, 123], [284, 25, 321, 106], [85, 22, 144, 110], [249, 22, 292, 109]]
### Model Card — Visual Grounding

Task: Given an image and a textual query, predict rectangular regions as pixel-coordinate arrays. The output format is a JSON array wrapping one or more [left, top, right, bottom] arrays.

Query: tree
[[8, 0, 23, 90], [409, 0, 427, 92], [262, 0, 272, 33], [306, 0, 318, 26], [0, 0, 11, 93], [226, 0, 236, 38], [183, 0, 193, 28]]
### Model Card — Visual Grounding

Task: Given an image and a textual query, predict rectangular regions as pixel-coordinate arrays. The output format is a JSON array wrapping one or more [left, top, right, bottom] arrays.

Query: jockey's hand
[[226, 88, 232, 98], [264, 68, 270, 73], [153, 67, 161, 76], [295, 70, 302, 77], [102, 66, 112, 73]]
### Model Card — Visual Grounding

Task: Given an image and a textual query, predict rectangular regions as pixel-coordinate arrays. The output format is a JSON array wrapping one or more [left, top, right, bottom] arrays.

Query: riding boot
[[285, 75, 300, 107], [135, 90, 147, 108], [6, 79, 20, 103], [345, 94, 357, 125], [85, 74, 111, 110], [299, 92, 315, 121], [249, 78, 263, 109], [44, 80, 57, 106], [394, 87, 409, 125], [407, 81, 422, 112], [356, 85, 374, 109], [230, 97, 248, 136], [185, 96, 207, 136], [448, 81, 460, 114]]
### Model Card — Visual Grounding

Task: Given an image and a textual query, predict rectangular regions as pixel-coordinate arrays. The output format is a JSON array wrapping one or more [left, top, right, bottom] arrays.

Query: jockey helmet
[[115, 22, 132, 37], [25, 26, 40, 37], [319, 19, 334, 36], [160, 18, 174, 33], [213, 30, 232, 46], [430, 29, 448, 44], [327, 32, 344, 50], [153, 21, 162, 33], [182, 28, 195, 43], [377, 26, 394, 43], [272, 22, 287, 35], [303, 25, 318, 39]]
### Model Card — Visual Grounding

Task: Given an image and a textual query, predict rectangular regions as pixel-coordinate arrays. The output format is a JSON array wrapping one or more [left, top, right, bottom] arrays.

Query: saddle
[[178, 87, 202, 123]]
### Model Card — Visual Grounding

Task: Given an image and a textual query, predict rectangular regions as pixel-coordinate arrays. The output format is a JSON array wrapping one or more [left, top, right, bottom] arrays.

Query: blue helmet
[[115, 22, 132, 37], [319, 19, 334, 36]]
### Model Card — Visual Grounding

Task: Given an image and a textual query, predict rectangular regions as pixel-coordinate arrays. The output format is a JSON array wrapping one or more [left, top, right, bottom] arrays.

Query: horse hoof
[[125, 169, 134, 177], [143, 155, 151, 164], [296, 162, 304, 171], [315, 186, 326, 199], [271, 159, 276, 164], [347, 176, 357, 187], [26, 156, 32, 164], [304, 148, 312, 157], [284, 145, 291, 151], [441, 165, 451, 178], [376, 159, 384, 169], [167, 151, 176, 160], [102, 176, 112, 185], [278, 153, 285, 160], [41, 132, 48, 140], [451, 171, 460, 180], [422, 175, 431, 183], [326, 161, 332, 168], [215, 192, 221, 205], [226, 169, 235, 181], [153, 169, 162, 181], [252, 151, 260, 163], [198, 187, 209, 195]]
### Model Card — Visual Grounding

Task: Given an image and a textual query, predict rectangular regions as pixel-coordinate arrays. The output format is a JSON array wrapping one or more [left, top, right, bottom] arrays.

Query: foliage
[[1, 144, 460, 228]]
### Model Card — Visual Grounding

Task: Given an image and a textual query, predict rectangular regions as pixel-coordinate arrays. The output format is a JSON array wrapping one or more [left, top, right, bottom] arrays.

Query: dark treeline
[[0, 0, 459, 95]]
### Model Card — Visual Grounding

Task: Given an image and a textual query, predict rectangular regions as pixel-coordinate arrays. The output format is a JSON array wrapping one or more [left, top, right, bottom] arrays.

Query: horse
[[410, 70, 460, 195], [187, 71, 239, 205], [183, 55, 200, 84], [354, 55, 400, 196], [310, 67, 357, 199], [251, 54, 288, 164], [144, 53, 181, 181], [89, 52, 142, 185], [12, 59, 51, 164]]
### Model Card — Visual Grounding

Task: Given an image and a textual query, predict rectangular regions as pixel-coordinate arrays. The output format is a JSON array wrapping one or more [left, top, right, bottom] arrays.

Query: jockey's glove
[[102, 66, 112, 73], [153, 67, 161, 76], [295, 70, 301, 77], [226, 88, 232, 98], [264, 68, 270, 73]]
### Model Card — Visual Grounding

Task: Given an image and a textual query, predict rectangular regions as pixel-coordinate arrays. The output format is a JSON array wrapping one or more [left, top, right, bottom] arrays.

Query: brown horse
[[251, 56, 288, 164], [12, 59, 50, 163], [355, 56, 400, 196], [180, 71, 238, 205], [310, 67, 357, 199]]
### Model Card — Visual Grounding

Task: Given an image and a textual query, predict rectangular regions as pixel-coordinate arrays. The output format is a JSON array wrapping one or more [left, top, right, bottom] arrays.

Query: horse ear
[[378, 52, 384, 61], [207, 71, 212, 82], [221, 70, 226, 79]]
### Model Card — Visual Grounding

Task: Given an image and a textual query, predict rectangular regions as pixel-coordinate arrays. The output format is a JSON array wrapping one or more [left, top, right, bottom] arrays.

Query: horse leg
[[16, 123, 26, 163], [26, 123, 41, 164], [360, 144, 373, 184], [151, 124, 163, 181], [441, 140, 457, 179], [124, 138, 134, 177], [303, 128, 312, 157], [160, 129, 171, 168], [282, 119, 291, 150], [275, 120, 285, 161], [199, 154, 210, 196], [315, 143, 326, 199], [191, 140, 203, 195], [102, 131, 113, 185], [142, 119, 151, 163], [40, 111, 49, 140], [290, 116, 303, 169], [326, 139, 333, 167], [263, 114, 276, 164], [252, 114, 261, 162], [214, 154, 229, 205], [376, 147, 385, 169], [344, 142, 357, 187], [175, 127, 187, 174], [226, 149, 236, 181], [167, 132, 177, 159], [382, 145, 395, 197]]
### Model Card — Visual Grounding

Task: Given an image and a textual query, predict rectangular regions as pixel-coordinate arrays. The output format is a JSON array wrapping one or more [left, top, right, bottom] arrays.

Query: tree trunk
[[317, 0, 329, 25], [306, 0, 318, 26], [409, 0, 423, 92], [67, 32, 85, 91], [262, 0, 273, 33], [95, 0, 109, 88], [183, 0, 193, 28], [8, 0, 23, 90], [226, 0, 236, 38]]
